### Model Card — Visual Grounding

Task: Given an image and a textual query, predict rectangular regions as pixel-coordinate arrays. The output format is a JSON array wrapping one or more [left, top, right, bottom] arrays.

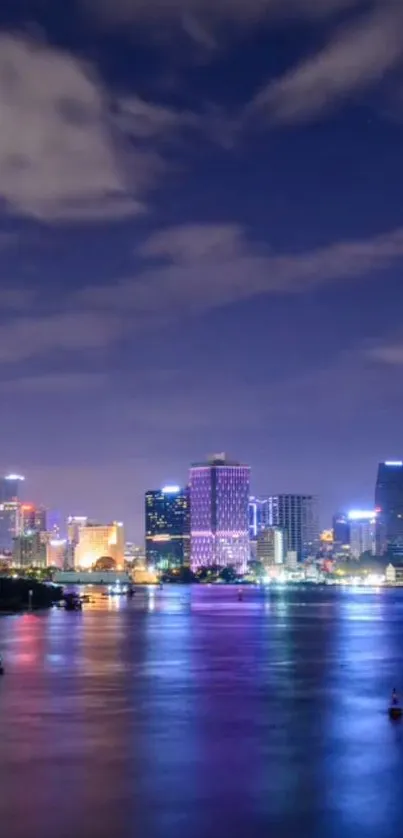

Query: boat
[[389, 705, 402, 720]]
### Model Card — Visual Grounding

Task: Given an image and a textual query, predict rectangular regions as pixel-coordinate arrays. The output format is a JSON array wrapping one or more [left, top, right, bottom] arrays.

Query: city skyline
[[0, 4, 403, 542]]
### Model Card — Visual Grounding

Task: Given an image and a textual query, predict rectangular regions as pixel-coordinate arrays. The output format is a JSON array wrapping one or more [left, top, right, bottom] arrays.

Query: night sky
[[1, 0, 403, 539]]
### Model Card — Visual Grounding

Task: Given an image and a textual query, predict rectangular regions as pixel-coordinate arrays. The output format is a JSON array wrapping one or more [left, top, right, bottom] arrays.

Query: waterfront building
[[12, 532, 46, 568], [190, 453, 250, 571], [74, 522, 125, 570], [375, 461, 403, 557], [46, 538, 67, 569], [145, 486, 189, 569], [347, 510, 376, 559], [66, 515, 88, 567], [257, 526, 287, 566], [267, 495, 318, 562], [20, 504, 47, 534], [0, 474, 24, 552], [332, 512, 350, 548], [248, 497, 270, 539]]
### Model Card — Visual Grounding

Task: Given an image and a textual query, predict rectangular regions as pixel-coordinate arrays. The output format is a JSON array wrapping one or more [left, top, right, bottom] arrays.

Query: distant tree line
[[0, 577, 63, 612]]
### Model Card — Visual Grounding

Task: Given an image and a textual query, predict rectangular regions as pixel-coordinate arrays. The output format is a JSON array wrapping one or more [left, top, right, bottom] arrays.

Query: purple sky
[[1, 0, 403, 539]]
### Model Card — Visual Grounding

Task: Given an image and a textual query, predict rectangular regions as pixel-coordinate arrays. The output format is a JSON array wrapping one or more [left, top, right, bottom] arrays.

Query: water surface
[[1, 585, 402, 838]]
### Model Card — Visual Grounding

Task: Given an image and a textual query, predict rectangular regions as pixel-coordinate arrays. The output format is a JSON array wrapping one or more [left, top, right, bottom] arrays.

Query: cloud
[[366, 344, 403, 365], [251, 4, 403, 123], [0, 311, 120, 363], [0, 36, 166, 221], [83, 223, 403, 318], [3, 223, 403, 364]]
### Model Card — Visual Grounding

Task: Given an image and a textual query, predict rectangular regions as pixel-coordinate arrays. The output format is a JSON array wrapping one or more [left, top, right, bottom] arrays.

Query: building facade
[[145, 486, 190, 569], [347, 510, 376, 559], [0, 474, 24, 553], [190, 454, 250, 571], [257, 526, 287, 567], [267, 495, 318, 561], [375, 461, 403, 557], [332, 512, 350, 549], [20, 504, 47, 535], [12, 532, 47, 568], [74, 522, 125, 570], [248, 497, 270, 539]]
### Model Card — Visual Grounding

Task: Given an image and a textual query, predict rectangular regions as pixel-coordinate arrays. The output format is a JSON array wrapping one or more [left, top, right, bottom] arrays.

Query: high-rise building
[[46, 539, 67, 569], [267, 495, 318, 561], [66, 515, 88, 567], [347, 510, 376, 560], [0, 474, 25, 503], [190, 453, 250, 571], [375, 461, 403, 557], [74, 522, 125, 570], [0, 474, 25, 552], [13, 532, 46, 568], [248, 497, 270, 539], [333, 512, 350, 548], [20, 504, 47, 535], [145, 486, 190, 569], [257, 526, 287, 567]]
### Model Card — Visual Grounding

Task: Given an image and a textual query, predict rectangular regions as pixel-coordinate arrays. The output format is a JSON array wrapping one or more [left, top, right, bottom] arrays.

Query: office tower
[[333, 512, 350, 548], [190, 453, 250, 571], [74, 522, 125, 570], [257, 527, 287, 567], [0, 474, 24, 552], [145, 485, 190, 569], [0, 474, 24, 503], [66, 515, 88, 567], [0, 502, 21, 553], [375, 461, 403, 557], [248, 497, 270, 539], [347, 510, 376, 559], [20, 504, 47, 534], [267, 495, 318, 562], [46, 539, 67, 569], [12, 532, 46, 568]]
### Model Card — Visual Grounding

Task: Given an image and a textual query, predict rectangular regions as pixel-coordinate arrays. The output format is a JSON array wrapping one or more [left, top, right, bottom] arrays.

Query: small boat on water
[[389, 688, 402, 720]]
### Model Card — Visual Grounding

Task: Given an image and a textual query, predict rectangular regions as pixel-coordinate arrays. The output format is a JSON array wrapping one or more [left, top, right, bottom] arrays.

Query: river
[[1, 585, 403, 837]]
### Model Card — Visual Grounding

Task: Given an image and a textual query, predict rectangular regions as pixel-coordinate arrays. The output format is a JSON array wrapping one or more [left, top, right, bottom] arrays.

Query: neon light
[[385, 461, 403, 466]]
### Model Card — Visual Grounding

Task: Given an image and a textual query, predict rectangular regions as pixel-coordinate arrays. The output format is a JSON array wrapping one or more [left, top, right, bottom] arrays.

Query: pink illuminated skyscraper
[[190, 453, 250, 572]]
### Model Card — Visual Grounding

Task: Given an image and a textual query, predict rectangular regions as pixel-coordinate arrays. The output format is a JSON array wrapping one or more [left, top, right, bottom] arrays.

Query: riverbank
[[0, 577, 63, 612]]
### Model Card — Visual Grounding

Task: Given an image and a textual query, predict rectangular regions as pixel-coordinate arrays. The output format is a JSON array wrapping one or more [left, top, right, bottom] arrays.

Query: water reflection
[[1, 587, 403, 838]]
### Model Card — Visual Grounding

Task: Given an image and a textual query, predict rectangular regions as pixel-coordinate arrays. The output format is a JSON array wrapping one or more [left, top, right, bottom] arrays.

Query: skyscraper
[[347, 510, 376, 559], [0, 474, 25, 503], [375, 461, 403, 557], [267, 495, 318, 561], [332, 512, 350, 548], [257, 527, 287, 567], [0, 474, 25, 553], [145, 486, 189, 569], [190, 453, 250, 571], [20, 504, 47, 535], [248, 497, 270, 539]]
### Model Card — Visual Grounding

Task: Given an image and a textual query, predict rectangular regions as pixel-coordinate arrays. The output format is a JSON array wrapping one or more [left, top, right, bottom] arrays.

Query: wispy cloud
[[251, 4, 403, 123], [366, 344, 403, 365], [3, 223, 403, 363]]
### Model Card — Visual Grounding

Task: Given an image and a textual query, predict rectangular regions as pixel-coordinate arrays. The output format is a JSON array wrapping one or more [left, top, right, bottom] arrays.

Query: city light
[[162, 485, 180, 493], [5, 474, 25, 481], [385, 461, 403, 467], [347, 510, 376, 521]]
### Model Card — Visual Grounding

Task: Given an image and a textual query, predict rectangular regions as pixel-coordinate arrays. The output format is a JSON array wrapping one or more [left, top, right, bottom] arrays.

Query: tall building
[[20, 504, 47, 535], [375, 461, 403, 557], [0, 474, 25, 552], [66, 515, 88, 567], [74, 522, 125, 570], [333, 512, 350, 548], [13, 532, 46, 569], [46, 539, 67, 569], [257, 527, 287, 567], [0, 474, 25, 503], [190, 453, 250, 571], [267, 495, 318, 561], [348, 510, 376, 560], [248, 497, 270, 539], [145, 485, 190, 569]]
